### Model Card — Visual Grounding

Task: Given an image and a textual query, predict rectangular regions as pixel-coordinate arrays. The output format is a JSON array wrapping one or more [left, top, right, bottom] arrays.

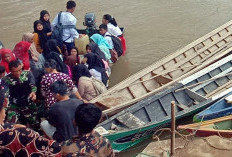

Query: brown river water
[[1, 0, 232, 156]]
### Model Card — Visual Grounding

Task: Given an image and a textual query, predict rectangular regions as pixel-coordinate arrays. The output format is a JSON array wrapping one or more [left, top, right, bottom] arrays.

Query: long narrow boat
[[177, 115, 232, 138], [193, 94, 232, 122], [96, 54, 232, 152], [91, 20, 232, 116]]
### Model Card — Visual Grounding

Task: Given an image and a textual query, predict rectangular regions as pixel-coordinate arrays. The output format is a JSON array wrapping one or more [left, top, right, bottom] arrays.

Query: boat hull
[[98, 54, 232, 152], [102, 99, 214, 152], [178, 115, 232, 138], [194, 98, 232, 122], [91, 20, 232, 116]]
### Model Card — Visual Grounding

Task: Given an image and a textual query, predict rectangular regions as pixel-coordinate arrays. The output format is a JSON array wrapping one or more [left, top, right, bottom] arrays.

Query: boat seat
[[153, 75, 173, 85], [116, 112, 146, 129], [225, 94, 232, 104], [176, 103, 189, 110]]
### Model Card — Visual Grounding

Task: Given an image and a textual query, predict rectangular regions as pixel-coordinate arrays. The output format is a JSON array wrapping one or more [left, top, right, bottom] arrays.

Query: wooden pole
[[171, 101, 176, 156]]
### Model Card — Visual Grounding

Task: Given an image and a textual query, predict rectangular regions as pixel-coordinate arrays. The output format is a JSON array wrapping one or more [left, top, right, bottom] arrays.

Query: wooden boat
[[90, 20, 232, 116], [95, 54, 232, 152], [193, 94, 232, 122], [177, 115, 232, 138], [77, 27, 125, 37]]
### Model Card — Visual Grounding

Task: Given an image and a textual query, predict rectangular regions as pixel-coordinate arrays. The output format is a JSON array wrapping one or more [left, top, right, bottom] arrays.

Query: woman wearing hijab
[[0, 48, 16, 73], [21, 33, 45, 95], [39, 10, 52, 38], [33, 20, 48, 53], [86, 41, 106, 60], [72, 64, 98, 101], [41, 59, 83, 109], [90, 34, 113, 63], [12, 41, 31, 70], [83, 53, 109, 86], [22, 33, 41, 63], [86, 42, 111, 76], [43, 39, 69, 75]]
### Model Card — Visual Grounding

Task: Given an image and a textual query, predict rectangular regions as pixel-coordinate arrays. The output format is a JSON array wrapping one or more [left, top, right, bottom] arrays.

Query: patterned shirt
[[40, 72, 76, 108], [0, 123, 61, 157], [61, 130, 114, 157], [3, 71, 37, 100]]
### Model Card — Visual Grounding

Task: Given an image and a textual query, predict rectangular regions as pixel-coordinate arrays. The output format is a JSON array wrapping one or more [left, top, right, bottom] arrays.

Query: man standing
[[3, 59, 39, 130], [52, 0, 79, 55], [41, 80, 83, 143]]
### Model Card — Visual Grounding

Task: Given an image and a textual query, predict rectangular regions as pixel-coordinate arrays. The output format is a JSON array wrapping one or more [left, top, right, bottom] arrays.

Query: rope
[[132, 152, 157, 157]]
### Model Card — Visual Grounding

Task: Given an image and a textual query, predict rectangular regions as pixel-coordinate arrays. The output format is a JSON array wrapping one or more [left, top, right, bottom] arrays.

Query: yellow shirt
[[33, 33, 43, 53]]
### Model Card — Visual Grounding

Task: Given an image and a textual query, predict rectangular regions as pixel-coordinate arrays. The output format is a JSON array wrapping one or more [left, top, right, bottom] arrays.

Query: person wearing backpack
[[99, 24, 123, 57], [102, 14, 127, 56], [51, 1, 79, 55]]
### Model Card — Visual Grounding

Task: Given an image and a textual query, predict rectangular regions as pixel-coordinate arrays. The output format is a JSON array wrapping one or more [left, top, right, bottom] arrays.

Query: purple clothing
[[40, 72, 76, 108]]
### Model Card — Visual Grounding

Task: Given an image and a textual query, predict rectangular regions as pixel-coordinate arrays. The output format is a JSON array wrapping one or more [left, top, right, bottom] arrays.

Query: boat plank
[[91, 21, 232, 117], [116, 112, 146, 129]]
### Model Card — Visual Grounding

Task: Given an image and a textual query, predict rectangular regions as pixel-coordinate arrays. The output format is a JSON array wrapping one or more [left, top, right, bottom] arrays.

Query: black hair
[[103, 14, 118, 27], [66, 1, 76, 9], [70, 46, 79, 55], [0, 54, 2, 62], [0, 66, 5, 74], [99, 24, 108, 31], [75, 103, 102, 134], [0, 88, 6, 111], [40, 10, 50, 23], [44, 59, 58, 70], [50, 80, 68, 96], [9, 59, 21, 70], [72, 64, 92, 82]]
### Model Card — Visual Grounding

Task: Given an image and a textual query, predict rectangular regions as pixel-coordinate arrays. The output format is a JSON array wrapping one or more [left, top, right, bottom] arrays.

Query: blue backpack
[[51, 11, 76, 46]]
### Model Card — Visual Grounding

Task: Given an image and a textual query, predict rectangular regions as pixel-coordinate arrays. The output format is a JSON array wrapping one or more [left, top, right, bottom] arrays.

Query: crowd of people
[[0, 0, 127, 156]]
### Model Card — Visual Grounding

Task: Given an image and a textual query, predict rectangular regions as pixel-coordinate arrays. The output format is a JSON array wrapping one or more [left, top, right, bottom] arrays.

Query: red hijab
[[12, 41, 31, 70], [0, 48, 16, 73]]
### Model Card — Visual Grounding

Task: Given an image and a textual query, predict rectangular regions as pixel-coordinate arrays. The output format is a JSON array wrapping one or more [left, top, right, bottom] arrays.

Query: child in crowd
[[102, 14, 127, 55], [86, 42, 111, 76], [33, 20, 48, 53], [82, 53, 109, 86], [90, 33, 117, 63], [40, 10, 52, 38], [99, 24, 114, 47]]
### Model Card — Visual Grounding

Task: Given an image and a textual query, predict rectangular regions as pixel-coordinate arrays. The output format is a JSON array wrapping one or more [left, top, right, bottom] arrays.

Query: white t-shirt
[[107, 23, 122, 37], [89, 69, 102, 82], [52, 12, 79, 43], [104, 32, 114, 49]]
